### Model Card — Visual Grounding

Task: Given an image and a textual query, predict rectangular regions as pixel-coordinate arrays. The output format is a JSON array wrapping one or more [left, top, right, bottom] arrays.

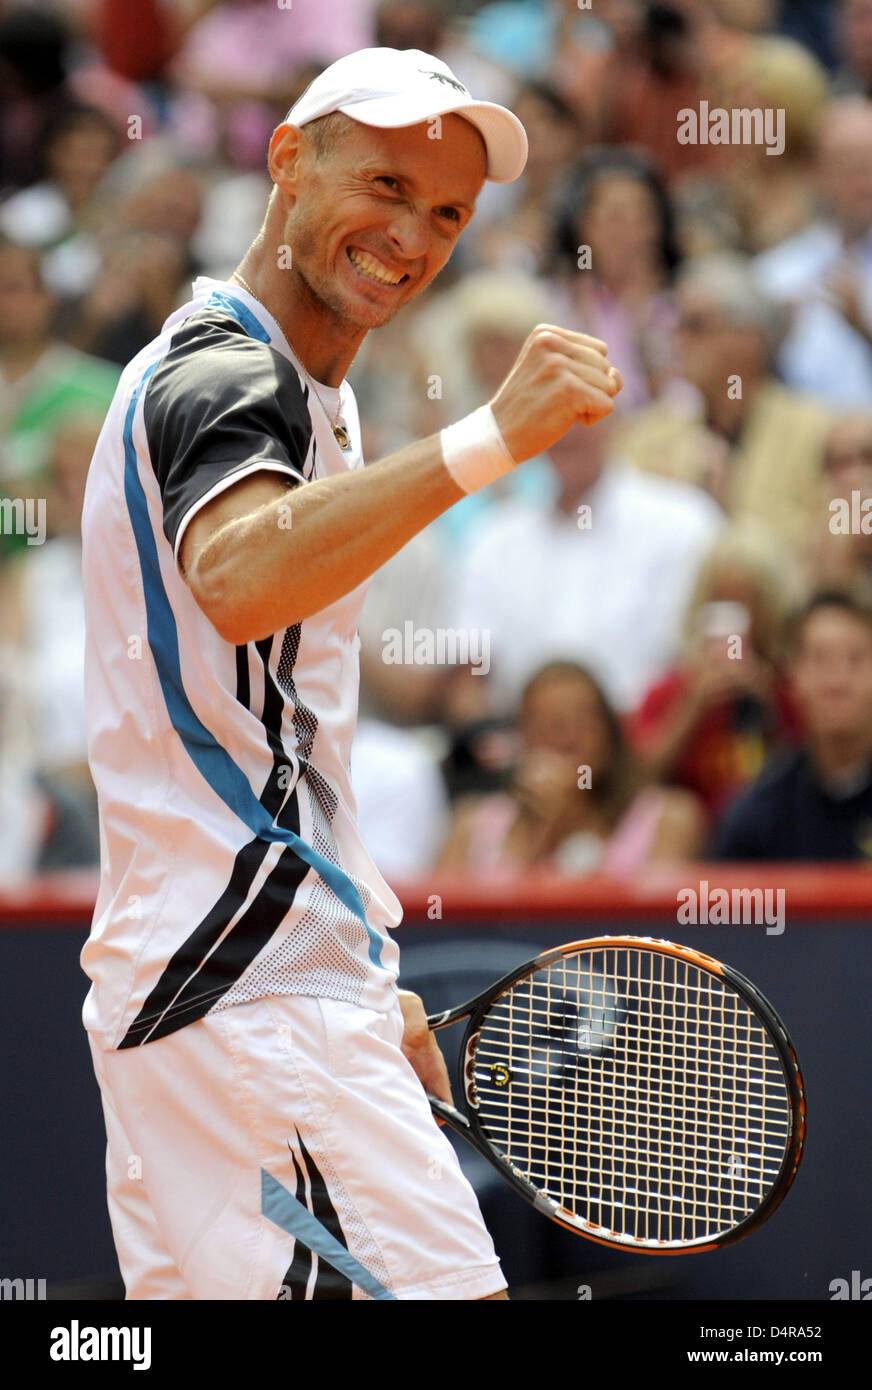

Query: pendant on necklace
[[333, 423, 351, 450]]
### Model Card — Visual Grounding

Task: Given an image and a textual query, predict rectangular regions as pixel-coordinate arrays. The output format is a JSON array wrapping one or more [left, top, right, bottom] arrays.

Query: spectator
[[186, 58, 315, 275], [438, 659, 704, 874], [714, 35, 829, 252], [616, 252, 833, 551], [630, 521, 805, 822], [836, 0, 872, 96], [0, 237, 118, 548], [594, 1, 750, 184], [549, 146, 681, 411], [108, 149, 204, 245], [66, 150, 204, 361], [67, 227, 191, 365], [714, 590, 872, 860], [0, 8, 72, 190], [448, 413, 723, 715], [671, 32, 828, 258], [0, 102, 121, 297], [754, 97, 872, 408], [169, 0, 378, 166], [541, 0, 642, 143], [807, 410, 872, 592]]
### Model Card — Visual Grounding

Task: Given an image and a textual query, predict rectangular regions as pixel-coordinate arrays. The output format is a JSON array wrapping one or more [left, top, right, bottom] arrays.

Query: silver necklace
[[230, 272, 351, 450]]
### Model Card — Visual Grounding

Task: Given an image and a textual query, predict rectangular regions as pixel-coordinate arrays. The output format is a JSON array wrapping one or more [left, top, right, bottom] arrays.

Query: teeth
[[349, 247, 404, 286]]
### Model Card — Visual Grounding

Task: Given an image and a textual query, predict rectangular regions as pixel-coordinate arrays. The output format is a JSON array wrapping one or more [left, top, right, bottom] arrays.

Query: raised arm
[[179, 325, 622, 644]]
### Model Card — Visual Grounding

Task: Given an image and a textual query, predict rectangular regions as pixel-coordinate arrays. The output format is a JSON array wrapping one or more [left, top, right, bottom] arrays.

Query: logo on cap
[[419, 69, 468, 95]]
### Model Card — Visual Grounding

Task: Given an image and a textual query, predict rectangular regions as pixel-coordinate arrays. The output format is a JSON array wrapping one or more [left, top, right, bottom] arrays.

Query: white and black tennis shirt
[[80, 276, 402, 1049]]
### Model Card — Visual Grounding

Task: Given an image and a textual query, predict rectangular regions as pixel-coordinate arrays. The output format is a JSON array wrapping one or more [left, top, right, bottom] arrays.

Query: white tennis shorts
[[88, 991, 506, 1300]]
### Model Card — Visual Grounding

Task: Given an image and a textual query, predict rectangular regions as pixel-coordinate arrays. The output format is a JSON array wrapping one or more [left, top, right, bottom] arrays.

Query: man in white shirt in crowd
[[449, 412, 723, 715], [754, 96, 872, 408]]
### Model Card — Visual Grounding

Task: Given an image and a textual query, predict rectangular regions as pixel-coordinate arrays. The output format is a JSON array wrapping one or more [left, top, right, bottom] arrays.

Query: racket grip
[[428, 1095, 471, 1134]]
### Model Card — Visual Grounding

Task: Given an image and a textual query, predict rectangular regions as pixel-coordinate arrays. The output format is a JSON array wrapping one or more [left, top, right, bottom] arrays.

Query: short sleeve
[[142, 314, 313, 560]]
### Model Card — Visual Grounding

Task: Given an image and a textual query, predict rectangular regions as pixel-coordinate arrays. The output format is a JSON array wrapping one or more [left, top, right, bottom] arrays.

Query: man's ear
[[268, 123, 307, 197]]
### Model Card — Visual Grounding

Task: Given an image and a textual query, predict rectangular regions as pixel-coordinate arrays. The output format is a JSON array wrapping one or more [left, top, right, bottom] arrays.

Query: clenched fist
[[490, 324, 623, 464]]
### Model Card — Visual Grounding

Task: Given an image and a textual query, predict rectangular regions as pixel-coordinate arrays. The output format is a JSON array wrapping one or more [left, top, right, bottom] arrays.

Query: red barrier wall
[[3, 864, 872, 924]]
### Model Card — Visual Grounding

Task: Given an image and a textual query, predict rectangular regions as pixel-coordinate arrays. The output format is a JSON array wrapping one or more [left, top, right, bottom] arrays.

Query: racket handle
[[428, 1095, 472, 1134]]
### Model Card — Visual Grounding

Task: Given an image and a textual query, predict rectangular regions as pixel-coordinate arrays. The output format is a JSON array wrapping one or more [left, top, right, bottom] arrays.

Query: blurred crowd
[[3, 0, 872, 882]]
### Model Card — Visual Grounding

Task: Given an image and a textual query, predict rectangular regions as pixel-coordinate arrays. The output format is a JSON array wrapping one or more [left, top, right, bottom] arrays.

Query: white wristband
[[440, 405, 517, 494]]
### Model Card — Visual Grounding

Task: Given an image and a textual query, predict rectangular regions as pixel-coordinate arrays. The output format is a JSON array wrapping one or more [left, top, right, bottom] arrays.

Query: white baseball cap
[[285, 47, 528, 184]]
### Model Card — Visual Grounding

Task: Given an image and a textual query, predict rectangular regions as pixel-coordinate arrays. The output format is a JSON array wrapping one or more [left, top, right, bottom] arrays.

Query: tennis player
[[80, 47, 622, 1301]]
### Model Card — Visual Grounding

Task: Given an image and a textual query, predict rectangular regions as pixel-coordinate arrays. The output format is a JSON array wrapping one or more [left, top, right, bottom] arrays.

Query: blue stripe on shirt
[[122, 353, 386, 968]]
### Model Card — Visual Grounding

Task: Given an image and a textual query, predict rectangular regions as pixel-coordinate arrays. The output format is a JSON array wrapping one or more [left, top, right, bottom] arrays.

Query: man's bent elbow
[[184, 557, 293, 646], [202, 598, 301, 646]]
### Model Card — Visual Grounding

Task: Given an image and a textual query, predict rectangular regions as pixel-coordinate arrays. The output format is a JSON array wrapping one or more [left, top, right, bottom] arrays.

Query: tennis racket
[[426, 936, 805, 1253]]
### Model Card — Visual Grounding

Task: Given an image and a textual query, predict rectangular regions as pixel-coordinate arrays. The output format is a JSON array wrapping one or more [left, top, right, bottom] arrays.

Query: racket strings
[[471, 948, 793, 1245]]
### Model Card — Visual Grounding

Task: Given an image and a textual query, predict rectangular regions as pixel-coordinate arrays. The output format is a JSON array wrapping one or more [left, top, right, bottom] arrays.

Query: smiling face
[[521, 670, 613, 779], [268, 112, 487, 332]]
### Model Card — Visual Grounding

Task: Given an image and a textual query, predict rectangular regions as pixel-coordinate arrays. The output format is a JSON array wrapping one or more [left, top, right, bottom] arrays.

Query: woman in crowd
[[548, 146, 681, 411], [438, 659, 704, 875]]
